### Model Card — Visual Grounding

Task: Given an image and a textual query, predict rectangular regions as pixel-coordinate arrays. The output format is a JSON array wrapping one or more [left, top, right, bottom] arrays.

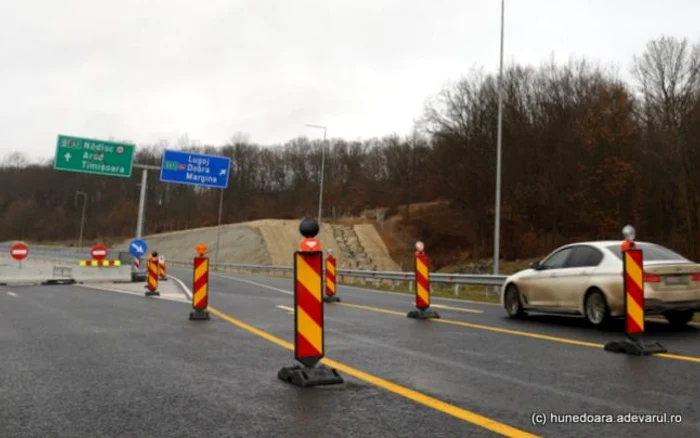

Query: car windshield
[[605, 243, 690, 262]]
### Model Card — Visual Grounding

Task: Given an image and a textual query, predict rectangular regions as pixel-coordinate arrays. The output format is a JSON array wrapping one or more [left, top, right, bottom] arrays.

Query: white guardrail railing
[[0, 243, 508, 295]]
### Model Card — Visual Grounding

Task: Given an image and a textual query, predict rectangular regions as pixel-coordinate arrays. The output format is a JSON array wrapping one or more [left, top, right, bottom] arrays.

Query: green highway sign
[[54, 135, 135, 178]]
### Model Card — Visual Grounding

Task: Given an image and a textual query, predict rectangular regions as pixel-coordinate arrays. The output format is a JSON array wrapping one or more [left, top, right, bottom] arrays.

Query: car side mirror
[[530, 262, 541, 270]]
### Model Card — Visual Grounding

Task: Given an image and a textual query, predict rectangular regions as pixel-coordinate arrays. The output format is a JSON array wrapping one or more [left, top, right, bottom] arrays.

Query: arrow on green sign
[[54, 135, 135, 178]]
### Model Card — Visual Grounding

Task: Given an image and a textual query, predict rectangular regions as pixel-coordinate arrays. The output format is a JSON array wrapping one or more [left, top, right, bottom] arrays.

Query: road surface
[[3, 268, 699, 437]]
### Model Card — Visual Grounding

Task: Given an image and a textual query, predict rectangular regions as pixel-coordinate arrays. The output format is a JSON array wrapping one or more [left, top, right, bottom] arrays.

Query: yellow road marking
[[655, 353, 700, 364], [207, 306, 538, 438], [431, 304, 484, 314], [337, 302, 700, 364], [339, 302, 406, 317]]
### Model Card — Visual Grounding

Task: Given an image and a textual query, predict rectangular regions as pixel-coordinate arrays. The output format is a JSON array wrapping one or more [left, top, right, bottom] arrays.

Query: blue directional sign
[[129, 238, 148, 258], [159, 149, 231, 189]]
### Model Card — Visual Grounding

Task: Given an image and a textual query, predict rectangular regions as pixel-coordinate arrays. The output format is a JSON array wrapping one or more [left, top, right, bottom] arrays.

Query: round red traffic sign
[[10, 242, 29, 261], [91, 244, 108, 261]]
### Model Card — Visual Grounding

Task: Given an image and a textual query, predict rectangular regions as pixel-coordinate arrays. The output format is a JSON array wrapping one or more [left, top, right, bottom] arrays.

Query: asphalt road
[[0, 283, 494, 437], [166, 267, 700, 437]]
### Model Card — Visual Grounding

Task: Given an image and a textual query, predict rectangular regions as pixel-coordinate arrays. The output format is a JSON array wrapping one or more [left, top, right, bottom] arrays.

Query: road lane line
[[189, 273, 700, 365], [176, 275, 536, 436], [7, 291, 17, 297], [339, 283, 502, 306], [276, 305, 294, 314], [431, 303, 483, 314], [212, 273, 292, 295], [207, 306, 538, 438], [336, 302, 700, 364], [206, 271, 499, 311]]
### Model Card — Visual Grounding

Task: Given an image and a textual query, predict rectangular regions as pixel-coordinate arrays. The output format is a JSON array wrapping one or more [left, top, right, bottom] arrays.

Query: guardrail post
[[454, 283, 460, 296], [407, 241, 439, 320]]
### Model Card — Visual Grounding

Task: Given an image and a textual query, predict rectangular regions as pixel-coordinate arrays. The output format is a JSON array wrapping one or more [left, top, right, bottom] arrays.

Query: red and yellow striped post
[[624, 249, 644, 335], [604, 226, 666, 355], [278, 217, 343, 387], [294, 251, 324, 366], [323, 253, 340, 303], [158, 255, 167, 281], [407, 241, 439, 319], [145, 254, 160, 297], [189, 255, 210, 320]]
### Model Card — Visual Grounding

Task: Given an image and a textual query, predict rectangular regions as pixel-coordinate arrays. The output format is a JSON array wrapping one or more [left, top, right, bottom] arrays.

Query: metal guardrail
[[1, 244, 508, 295], [166, 259, 508, 296]]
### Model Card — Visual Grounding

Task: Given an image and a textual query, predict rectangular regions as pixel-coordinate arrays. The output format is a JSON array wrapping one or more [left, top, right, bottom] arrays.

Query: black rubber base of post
[[189, 309, 210, 320], [160, 277, 168, 282], [278, 364, 344, 387], [604, 339, 667, 355], [407, 308, 440, 319], [323, 295, 341, 303], [144, 290, 160, 297]]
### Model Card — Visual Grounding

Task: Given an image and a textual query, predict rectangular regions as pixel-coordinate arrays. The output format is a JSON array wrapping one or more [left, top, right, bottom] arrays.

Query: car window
[[606, 243, 690, 262], [541, 247, 574, 269], [566, 246, 604, 267]]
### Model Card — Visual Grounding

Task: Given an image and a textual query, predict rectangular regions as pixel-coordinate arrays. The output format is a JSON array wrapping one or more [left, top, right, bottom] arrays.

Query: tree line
[[2, 35, 699, 264]]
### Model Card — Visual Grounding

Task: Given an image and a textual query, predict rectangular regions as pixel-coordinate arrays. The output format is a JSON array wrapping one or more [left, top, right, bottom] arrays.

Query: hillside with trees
[[1, 35, 699, 268]]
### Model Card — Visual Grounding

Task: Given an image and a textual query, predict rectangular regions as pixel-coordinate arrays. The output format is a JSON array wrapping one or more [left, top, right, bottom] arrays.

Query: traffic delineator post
[[323, 252, 340, 303], [407, 241, 440, 320], [278, 217, 343, 387], [604, 225, 666, 355], [190, 255, 210, 320], [158, 255, 168, 281], [145, 253, 160, 297]]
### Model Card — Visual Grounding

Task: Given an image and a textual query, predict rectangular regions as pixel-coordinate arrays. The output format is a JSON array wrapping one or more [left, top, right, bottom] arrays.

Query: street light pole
[[75, 191, 88, 248], [493, 0, 505, 275], [304, 123, 327, 227]]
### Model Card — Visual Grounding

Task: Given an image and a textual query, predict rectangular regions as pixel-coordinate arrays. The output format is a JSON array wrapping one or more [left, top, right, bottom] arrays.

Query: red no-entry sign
[[10, 242, 29, 261], [91, 244, 108, 261]]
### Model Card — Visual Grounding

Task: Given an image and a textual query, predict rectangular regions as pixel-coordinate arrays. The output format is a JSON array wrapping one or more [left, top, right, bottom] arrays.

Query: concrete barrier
[[70, 264, 131, 283], [0, 259, 130, 285]]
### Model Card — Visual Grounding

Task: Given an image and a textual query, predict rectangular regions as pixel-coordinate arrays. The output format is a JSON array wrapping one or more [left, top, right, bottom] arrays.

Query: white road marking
[[7, 291, 17, 297], [212, 273, 293, 296], [276, 304, 294, 314]]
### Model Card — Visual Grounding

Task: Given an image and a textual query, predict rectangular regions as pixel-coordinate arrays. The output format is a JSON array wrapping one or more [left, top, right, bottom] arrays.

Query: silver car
[[500, 241, 700, 328]]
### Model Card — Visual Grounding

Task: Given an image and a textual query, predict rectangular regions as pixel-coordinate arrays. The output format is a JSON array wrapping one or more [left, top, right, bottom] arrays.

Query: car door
[[526, 246, 575, 307], [544, 245, 601, 310]]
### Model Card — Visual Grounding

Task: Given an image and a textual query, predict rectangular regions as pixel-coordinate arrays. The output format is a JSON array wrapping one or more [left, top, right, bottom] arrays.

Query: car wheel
[[664, 310, 694, 328], [504, 284, 526, 318], [584, 289, 610, 327]]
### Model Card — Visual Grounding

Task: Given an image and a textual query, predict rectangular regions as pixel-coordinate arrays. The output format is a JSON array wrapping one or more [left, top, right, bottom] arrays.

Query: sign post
[[54, 135, 135, 178]]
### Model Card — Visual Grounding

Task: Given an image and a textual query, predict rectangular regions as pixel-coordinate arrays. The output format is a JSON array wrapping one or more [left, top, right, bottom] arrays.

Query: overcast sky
[[2, 0, 699, 162]]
